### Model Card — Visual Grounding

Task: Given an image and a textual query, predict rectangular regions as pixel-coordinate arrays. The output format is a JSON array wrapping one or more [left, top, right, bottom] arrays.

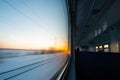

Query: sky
[[0, 0, 68, 50]]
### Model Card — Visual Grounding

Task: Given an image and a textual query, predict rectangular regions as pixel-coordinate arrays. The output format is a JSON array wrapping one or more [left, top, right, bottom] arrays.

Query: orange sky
[[0, 40, 68, 51]]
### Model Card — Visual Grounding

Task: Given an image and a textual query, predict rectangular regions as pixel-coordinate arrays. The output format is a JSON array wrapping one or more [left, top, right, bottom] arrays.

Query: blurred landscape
[[0, 48, 64, 58]]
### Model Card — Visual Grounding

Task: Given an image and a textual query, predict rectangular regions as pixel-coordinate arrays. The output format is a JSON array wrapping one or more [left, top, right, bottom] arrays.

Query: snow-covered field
[[0, 49, 42, 58], [0, 50, 67, 80]]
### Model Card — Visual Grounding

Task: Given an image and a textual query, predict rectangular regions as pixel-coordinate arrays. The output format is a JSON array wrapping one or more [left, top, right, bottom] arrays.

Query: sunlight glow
[[0, 0, 68, 50]]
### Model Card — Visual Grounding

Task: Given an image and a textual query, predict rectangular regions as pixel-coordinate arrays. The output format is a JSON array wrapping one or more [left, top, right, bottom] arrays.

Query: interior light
[[96, 46, 98, 49], [104, 44, 109, 48], [99, 46, 103, 49]]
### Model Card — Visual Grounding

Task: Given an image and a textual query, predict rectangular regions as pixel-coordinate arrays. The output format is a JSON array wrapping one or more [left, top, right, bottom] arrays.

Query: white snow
[[0, 53, 67, 80]]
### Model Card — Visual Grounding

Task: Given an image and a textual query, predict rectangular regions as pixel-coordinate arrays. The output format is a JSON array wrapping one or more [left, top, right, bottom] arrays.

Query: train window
[[96, 46, 98, 49], [0, 0, 68, 80], [95, 46, 98, 52], [104, 44, 109, 52], [99, 45, 103, 49], [104, 44, 109, 48]]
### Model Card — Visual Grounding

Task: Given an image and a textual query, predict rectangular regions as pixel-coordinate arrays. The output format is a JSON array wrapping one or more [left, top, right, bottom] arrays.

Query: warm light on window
[[96, 46, 98, 49], [104, 44, 109, 48], [99, 45, 103, 49]]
